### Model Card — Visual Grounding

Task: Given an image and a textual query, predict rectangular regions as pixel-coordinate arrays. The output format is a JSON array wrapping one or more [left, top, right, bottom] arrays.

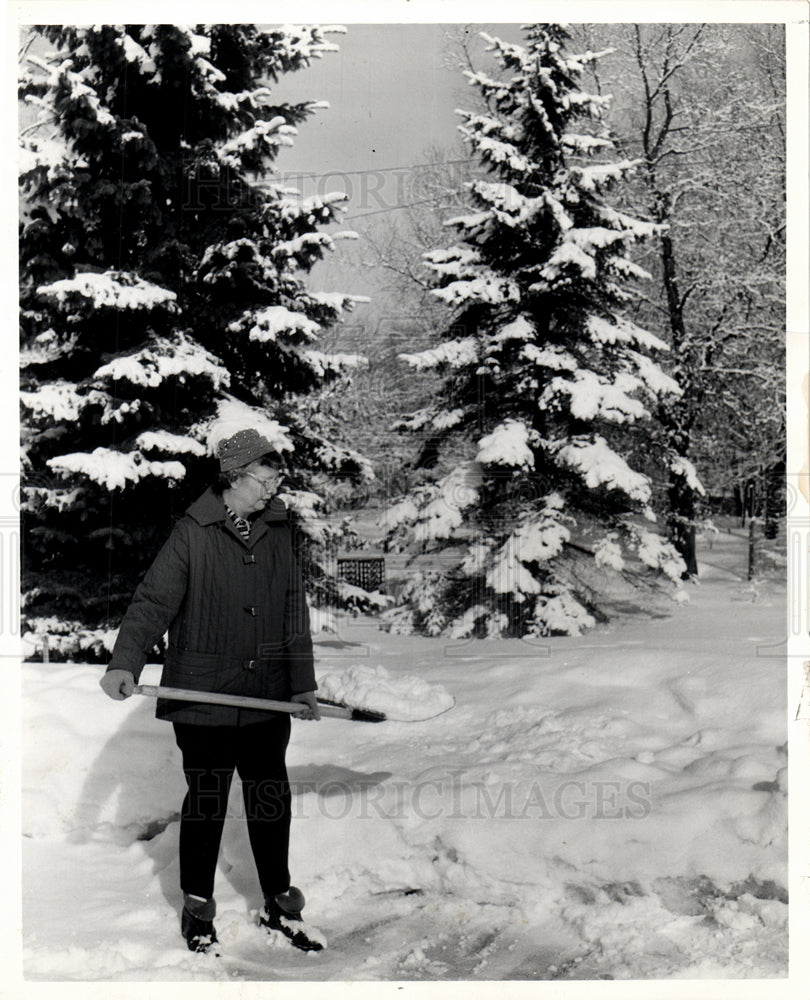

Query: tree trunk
[[667, 467, 699, 578], [763, 460, 784, 539]]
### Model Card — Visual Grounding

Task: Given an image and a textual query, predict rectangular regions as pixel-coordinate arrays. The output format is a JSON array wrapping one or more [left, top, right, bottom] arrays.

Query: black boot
[[181, 895, 218, 954], [259, 886, 326, 952]]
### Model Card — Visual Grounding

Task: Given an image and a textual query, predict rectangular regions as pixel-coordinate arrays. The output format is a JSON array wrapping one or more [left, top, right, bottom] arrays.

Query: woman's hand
[[100, 669, 135, 700], [290, 690, 321, 720]]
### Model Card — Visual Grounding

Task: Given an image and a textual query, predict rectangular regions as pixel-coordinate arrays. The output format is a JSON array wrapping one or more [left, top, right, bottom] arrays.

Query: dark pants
[[173, 716, 292, 902]]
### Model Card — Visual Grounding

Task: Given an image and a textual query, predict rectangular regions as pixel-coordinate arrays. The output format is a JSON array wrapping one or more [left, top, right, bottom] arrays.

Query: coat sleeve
[[283, 527, 316, 695], [106, 520, 190, 682]]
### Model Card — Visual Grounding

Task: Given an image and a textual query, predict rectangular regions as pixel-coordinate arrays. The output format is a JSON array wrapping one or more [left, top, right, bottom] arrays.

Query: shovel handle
[[134, 684, 352, 720]]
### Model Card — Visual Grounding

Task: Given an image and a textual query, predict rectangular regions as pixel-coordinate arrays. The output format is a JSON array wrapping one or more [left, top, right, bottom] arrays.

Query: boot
[[259, 886, 326, 952], [181, 894, 218, 954]]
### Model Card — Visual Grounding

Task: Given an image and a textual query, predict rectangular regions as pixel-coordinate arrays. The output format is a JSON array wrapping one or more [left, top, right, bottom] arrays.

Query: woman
[[100, 427, 324, 953]]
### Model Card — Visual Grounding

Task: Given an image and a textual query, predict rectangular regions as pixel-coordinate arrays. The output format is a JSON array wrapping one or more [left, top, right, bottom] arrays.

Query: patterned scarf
[[224, 503, 251, 541]]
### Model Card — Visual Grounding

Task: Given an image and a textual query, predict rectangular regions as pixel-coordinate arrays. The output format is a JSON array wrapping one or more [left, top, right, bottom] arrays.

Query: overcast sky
[[261, 22, 526, 307], [267, 24, 524, 219]]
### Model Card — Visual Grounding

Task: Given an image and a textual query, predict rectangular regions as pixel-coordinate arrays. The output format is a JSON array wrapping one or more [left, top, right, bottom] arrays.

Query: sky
[[256, 23, 526, 312], [265, 24, 524, 222]]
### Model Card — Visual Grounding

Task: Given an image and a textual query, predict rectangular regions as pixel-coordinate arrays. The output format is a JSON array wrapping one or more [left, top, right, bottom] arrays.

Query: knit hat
[[216, 428, 277, 473]]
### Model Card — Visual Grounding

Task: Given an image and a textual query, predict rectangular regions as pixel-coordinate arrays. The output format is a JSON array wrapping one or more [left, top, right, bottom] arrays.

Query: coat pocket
[[162, 647, 221, 690]]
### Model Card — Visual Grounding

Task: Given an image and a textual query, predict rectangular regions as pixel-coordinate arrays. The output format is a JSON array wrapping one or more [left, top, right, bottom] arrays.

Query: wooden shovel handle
[[134, 684, 352, 719]]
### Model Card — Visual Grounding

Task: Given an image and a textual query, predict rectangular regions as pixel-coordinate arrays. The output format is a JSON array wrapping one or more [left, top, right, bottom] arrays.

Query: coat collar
[[186, 487, 289, 528]]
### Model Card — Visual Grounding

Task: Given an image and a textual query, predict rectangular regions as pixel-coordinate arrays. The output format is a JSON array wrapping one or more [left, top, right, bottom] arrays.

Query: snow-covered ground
[[20, 530, 788, 982]]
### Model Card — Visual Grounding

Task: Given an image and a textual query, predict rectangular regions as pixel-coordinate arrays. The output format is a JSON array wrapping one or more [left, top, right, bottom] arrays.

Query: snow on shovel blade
[[315, 664, 455, 723]]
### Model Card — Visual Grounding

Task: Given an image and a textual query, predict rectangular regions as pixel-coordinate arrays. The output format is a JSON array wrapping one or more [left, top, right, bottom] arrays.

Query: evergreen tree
[[382, 25, 685, 638], [20, 24, 372, 659]]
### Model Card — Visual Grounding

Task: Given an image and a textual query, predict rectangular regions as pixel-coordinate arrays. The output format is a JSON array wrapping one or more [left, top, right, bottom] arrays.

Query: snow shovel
[[134, 684, 386, 722]]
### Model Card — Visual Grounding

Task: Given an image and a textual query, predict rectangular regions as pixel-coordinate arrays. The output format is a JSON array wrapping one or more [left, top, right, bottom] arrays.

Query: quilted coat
[[105, 487, 316, 726]]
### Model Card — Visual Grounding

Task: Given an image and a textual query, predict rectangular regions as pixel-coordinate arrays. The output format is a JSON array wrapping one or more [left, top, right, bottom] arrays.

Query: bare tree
[[575, 23, 785, 573]]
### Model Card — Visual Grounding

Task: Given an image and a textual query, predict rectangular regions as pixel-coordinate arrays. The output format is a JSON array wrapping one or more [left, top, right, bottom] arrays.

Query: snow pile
[[317, 664, 454, 722]]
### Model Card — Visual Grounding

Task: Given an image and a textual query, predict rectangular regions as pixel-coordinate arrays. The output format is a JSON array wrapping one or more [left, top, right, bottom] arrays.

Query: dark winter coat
[[106, 487, 316, 726]]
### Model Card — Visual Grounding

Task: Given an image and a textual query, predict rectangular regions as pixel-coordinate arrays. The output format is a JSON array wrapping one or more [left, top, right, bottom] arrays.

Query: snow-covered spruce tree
[[20, 24, 372, 660], [382, 25, 686, 638]]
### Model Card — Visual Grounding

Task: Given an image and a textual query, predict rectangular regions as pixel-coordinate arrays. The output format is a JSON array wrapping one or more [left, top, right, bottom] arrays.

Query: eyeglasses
[[243, 469, 284, 492]]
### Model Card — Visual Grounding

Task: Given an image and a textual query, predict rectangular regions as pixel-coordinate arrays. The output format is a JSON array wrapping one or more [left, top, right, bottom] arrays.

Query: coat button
[[243, 554, 256, 565], [244, 606, 257, 617]]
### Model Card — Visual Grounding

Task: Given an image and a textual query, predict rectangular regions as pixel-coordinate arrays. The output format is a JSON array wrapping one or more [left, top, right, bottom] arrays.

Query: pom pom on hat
[[217, 428, 276, 473]]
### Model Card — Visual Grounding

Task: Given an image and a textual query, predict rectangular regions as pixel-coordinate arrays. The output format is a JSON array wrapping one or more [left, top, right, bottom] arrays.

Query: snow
[[476, 419, 534, 469], [399, 465, 481, 546], [20, 381, 107, 423], [423, 245, 481, 277], [272, 232, 334, 261], [627, 349, 682, 397], [540, 240, 598, 281], [433, 275, 521, 307], [562, 132, 612, 154], [593, 534, 626, 572], [17, 537, 787, 980], [670, 455, 707, 496], [522, 343, 578, 371], [37, 271, 177, 312], [19, 135, 88, 186], [569, 226, 626, 251], [485, 497, 572, 600], [598, 205, 662, 240], [299, 350, 367, 378], [309, 291, 372, 312], [47, 448, 187, 491], [633, 528, 688, 582], [313, 440, 375, 483], [588, 313, 670, 352], [430, 408, 465, 431], [94, 335, 230, 390], [399, 337, 478, 371], [492, 314, 534, 344], [230, 305, 321, 343], [317, 665, 454, 722], [379, 497, 420, 532], [541, 370, 649, 424], [469, 180, 541, 226], [135, 431, 207, 457], [278, 191, 349, 224], [118, 33, 156, 75], [571, 160, 640, 192], [555, 435, 651, 503], [204, 401, 294, 457], [460, 127, 535, 175], [217, 118, 298, 168]]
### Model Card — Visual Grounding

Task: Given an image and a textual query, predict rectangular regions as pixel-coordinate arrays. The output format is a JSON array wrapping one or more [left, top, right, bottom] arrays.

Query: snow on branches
[[37, 272, 177, 312], [19, 23, 369, 648], [48, 448, 187, 491], [93, 335, 231, 390], [383, 24, 684, 637]]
